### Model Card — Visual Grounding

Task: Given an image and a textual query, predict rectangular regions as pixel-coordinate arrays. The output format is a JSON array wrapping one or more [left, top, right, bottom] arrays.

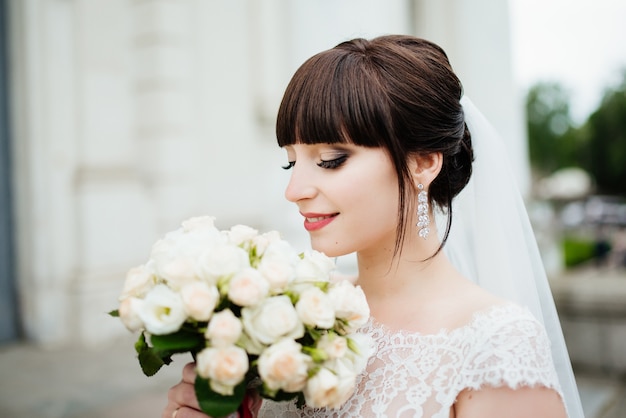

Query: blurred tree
[[579, 72, 626, 196], [525, 82, 586, 175]]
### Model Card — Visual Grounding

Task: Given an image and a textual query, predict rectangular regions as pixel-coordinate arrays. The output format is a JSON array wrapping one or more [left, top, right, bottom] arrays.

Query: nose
[[284, 164, 317, 203]]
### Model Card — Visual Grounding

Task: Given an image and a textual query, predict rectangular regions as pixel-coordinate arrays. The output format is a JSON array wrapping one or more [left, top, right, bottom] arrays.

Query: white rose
[[328, 281, 370, 332], [227, 224, 259, 246], [241, 295, 304, 348], [317, 334, 348, 360], [295, 286, 335, 329], [252, 230, 282, 256], [118, 296, 144, 331], [304, 365, 356, 409], [150, 224, 224, 287], [181, 215, 216, 232], [206, 309, 242, 347], [295, 250, 335, 283], [258, 240, 299, 292], [228, 268, 270, 307], [196, 345, 249, 396], [197, 244, 250, 282], [342, 333, 374, 374], [258, 339, 310, 393], [159, 256, 198, 289], [180, 282, 220, 321], [120, 264, 155, 299], [138, 284, 187, 335]]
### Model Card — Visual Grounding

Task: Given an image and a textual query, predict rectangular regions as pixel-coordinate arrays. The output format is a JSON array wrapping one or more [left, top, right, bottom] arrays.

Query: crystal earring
[[416, 183, 430, 239]]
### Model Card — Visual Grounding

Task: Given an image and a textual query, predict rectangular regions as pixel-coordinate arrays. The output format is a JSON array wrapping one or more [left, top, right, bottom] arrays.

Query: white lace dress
[[258, 303, 564, 418]]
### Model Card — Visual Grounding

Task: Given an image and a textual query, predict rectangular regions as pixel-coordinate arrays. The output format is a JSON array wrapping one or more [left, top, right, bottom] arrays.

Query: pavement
[[1, 267, 625, 417], [0, 333, 184, 418]]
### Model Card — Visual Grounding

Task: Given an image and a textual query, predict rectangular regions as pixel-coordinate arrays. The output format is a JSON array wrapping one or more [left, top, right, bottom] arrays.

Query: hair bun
[[448, 123, 474, 197]]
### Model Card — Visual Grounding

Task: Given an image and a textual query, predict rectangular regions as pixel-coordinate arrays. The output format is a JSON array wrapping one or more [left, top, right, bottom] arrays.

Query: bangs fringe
[[276, 48, 394, 148]]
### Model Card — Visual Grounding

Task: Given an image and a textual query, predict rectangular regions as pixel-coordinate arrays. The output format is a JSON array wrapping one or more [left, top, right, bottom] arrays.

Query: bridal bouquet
[[110, 216, 371, 417]]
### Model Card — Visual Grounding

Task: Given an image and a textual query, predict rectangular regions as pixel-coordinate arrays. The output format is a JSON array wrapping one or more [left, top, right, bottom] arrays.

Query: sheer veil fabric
[[440, 97, 584, 417]]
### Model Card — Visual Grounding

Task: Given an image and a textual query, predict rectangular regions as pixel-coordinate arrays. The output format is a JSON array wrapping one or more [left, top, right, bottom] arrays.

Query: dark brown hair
[[276, 35, 474, 256]]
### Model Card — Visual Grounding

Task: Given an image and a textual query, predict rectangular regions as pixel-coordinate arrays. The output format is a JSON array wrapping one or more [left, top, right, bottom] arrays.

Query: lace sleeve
[[460, 304, 563, 394]]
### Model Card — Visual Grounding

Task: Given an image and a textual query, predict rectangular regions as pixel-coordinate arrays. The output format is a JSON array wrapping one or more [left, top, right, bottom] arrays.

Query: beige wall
[[8, 0, 523, 346]]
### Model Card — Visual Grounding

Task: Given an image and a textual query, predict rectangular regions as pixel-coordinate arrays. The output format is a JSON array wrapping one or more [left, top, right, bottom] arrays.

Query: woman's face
[[283, 143, 400, 257]]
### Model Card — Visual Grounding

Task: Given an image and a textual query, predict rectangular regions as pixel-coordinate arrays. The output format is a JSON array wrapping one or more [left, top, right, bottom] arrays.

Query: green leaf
[[108, 309, 119, 317], [135, 332, 172, 377], [150, 328, 205, 354], [138, 346, 170, 376], [194, 376, 246, 418]]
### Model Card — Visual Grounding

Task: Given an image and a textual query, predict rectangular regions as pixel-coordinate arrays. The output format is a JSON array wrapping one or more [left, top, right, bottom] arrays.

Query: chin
[[309, 239, 352, 258]]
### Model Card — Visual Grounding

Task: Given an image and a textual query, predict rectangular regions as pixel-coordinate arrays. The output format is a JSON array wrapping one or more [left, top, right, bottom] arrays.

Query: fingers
[[168, 406, 214, 418], [168, 380, 202, 411], [182, 362, 197, 384]]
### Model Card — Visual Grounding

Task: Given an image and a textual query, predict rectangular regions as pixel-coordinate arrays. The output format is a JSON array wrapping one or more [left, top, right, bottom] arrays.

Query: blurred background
[[0, 0, 625, 417]]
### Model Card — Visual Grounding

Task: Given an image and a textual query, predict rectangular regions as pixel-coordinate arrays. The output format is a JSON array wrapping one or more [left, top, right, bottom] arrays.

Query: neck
[[355, 228, 455, 302]]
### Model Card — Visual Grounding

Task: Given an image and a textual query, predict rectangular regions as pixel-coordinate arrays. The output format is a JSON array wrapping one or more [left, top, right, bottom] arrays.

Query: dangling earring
[[416, 183, 430, 239]]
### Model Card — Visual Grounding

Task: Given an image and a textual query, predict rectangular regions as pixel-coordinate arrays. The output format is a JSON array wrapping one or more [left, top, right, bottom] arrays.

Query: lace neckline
[[364, 302, 519, 338]]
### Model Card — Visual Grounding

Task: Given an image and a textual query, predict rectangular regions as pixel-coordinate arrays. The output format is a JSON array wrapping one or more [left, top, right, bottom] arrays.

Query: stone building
[[0, 0, 525, 347]]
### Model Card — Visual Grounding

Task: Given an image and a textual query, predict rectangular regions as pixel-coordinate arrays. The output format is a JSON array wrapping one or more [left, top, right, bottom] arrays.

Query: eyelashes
[[281, 155, 348, 170], [317, 154, 348, 169]]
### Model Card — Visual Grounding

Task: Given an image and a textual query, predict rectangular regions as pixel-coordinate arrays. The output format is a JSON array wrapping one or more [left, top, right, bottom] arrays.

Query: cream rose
[[138, 284, 187, 335], [118, 296, 144, 331], [120, 264, 155, 299], [328, 280, 370, 332], [159, 256, 198, 290], [241, 295, 304, 347], [257, 240, 299, 292], [343, 333, 375, 373], [227, 268, 269, 307], [180, 282, 219, 321], [295, 286, 335, 329], [295, 250, 335, 283], [252, 230, 282, 257], [317, 334, 348, 360], [197, 244, 250, 282], [258, 338, 310, 393], [205, 309, 242, 347], [196, 345, 249, 396], [227, 224, 259, 246], [304, 365, 356, 409]]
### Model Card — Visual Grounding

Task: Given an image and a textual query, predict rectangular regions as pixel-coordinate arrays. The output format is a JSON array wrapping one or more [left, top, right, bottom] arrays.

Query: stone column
[[9, 0, 78, 345]]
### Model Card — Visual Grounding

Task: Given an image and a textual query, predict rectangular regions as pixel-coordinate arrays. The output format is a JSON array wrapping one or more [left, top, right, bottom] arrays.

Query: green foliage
[[194, 376, 246, 418], [562, 237, 595, 267], [580, 75, 626, 195], [134, 328, 205, 377], [526, 82, 583, 174], [135, 332, 172, 376], [526, 73, 626, 196]]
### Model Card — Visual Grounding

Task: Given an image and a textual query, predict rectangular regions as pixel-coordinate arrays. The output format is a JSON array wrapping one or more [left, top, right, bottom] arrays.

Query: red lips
[[301, 213, 338, 231]]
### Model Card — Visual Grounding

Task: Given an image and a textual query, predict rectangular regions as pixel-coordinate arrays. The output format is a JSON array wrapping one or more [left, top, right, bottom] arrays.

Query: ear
[[407, 152, 443, 190]]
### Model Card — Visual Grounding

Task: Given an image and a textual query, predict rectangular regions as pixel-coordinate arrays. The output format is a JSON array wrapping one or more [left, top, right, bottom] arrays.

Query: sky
[[509, 0, 626, 124]]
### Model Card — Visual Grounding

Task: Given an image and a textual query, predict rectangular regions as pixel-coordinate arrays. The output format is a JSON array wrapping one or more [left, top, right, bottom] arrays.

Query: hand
[[162, 362, 263, 418], [162, 362, 207, 418]]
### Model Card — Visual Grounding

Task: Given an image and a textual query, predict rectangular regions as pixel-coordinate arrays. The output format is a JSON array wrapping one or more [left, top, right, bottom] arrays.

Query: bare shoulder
[[455, 385, 567, 418], [441, 276, 510, 329]]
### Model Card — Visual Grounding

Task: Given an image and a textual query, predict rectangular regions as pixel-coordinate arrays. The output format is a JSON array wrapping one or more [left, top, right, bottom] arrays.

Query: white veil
[[441, 97, 584, 417]]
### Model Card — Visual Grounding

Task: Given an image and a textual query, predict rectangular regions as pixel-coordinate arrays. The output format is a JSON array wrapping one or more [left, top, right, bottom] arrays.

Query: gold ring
[[172, 408, 180, 418]]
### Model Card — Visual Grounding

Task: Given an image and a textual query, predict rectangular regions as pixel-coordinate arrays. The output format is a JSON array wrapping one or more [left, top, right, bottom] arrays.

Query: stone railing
[[550, 267, 626, 376]]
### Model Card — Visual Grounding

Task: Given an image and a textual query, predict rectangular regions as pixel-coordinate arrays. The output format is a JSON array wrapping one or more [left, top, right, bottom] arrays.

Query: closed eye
[[282, 161, 295, 170], [317, 155, 348, 169]]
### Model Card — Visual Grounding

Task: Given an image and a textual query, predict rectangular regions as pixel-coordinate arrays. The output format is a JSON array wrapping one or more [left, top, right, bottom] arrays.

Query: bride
[[163, 35, 584, 418]]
